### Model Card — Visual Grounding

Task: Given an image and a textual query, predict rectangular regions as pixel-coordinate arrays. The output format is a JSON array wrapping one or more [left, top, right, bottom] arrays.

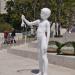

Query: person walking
[[3, 31, 9, 44], [11, 28, 16, 44]]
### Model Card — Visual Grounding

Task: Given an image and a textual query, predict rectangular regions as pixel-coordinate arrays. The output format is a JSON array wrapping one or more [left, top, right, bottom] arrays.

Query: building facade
[[0, 0, 10, 14]]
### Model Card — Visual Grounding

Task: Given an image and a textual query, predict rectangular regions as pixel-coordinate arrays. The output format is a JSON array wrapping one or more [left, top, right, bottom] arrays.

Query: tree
[[5, 0, 75, 31]]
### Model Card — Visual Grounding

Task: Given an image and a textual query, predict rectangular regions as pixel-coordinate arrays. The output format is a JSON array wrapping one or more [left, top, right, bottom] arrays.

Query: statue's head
[[40, 8, 51, 20]]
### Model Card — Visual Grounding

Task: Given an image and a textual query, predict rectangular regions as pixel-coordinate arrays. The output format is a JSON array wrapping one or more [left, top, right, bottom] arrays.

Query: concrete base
[[48, 45, 57, 52], [0, 49, 75, 75], [7, 44, 75, 70], [61, 47, 74, 55], [48, 53, 75, 70]]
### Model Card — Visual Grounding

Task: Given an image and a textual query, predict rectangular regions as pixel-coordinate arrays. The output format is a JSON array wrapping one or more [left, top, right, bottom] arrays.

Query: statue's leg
[[42, 36, 48, 75], [36, 35, 48, 75], [38, 52, 43, 75], [39, 49, 48, 75], [35, 38, 43, 75], [42, 52, 48, 75], [37, 51, 48, 75]]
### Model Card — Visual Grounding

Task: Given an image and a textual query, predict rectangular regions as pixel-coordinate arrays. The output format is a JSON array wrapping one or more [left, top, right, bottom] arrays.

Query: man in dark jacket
[[11, 28, 16, 43]]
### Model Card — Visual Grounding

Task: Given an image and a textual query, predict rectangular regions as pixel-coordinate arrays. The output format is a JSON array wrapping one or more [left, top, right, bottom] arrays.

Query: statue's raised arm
[[21, 14, 40, 26]]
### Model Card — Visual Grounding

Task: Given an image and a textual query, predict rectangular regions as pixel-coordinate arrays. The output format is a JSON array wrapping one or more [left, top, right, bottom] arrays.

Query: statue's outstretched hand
[[21, 14, 25, 20], [21, 14, 40, 26]]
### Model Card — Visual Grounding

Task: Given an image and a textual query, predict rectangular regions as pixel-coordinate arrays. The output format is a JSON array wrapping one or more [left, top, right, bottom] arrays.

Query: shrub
[[49, 41, 71, 55], [0, 23, 12, 32], [55, 41, 63, 54]]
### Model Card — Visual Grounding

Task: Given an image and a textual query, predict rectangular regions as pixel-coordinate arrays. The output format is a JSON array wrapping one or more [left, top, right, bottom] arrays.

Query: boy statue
[[22, 8, 51, 75]]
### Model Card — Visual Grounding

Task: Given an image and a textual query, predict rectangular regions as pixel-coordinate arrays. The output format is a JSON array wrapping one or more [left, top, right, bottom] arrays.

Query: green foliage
[[5, 0, 14, 14], [15, 0, 32, 3], [3, 0, 75, 30], [55, 41, 63, 54], [9, 12, 21, 29], [48, 41, 56, 45], [0, 23, 12, 32], [0, 14, 7, 23], [49, 41, 63, 54], [49, 41, 73, 55], [5, 0, 34, 30]]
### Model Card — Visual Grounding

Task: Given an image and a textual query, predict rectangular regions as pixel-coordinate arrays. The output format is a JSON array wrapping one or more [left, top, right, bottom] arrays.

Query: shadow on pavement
[[31, 69, 39, 74]]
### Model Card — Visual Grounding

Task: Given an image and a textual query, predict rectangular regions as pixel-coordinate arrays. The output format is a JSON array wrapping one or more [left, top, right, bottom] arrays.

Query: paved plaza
[[0, 33, 75, 75], [0, 41, 75, 75], [0, 0, 75, 75]]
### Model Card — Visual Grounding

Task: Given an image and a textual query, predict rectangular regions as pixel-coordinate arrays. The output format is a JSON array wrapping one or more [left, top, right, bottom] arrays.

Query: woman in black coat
[[11, 28, 16, 43]]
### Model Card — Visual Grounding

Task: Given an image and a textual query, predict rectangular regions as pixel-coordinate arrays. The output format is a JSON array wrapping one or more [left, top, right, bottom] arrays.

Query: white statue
[[22, 8, 51, 75], [21, 14, 27, 41], [21, 14, 26, 28]]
